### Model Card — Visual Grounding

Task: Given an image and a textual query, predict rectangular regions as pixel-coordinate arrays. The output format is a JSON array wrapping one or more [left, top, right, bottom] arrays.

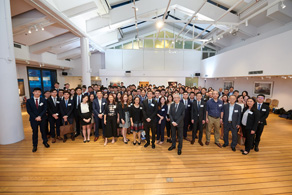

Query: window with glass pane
[[193, 42, 201, 50], [165, 40, 174, 49], [155, 40, 164, 48], [123, 41, 133, 49], [202, 52, 209, 59], [42, 70, 53, 92], [133, 40, 143, 49], [165, 31, 174, 38], [203, 46, 216, 52], [115, 45, 122, 49], [184, 41, 192, 49], [144, 39, 153, 48], [28, 69, 42, 97], [175, 41, 183, 49], [210, 52, 216, 57], [157, 31, 164, 38]]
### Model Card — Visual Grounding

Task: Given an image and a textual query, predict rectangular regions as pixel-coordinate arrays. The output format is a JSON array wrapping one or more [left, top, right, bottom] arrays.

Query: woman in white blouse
[[78, 95, 93, 143], [236, 95, 245, 112]]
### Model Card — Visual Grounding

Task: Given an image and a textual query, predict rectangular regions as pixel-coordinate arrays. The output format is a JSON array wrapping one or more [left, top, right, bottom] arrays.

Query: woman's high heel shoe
[[83, 140, 86, 143], [138, 142, 141, 145], [133, 142, 136, 145]]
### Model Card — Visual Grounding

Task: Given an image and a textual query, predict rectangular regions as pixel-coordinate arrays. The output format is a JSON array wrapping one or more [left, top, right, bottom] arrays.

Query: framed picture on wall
[[18, 79, 25, 96], [168, 81, 177, 87], [253, 81, 273, 97], [139, 81, 149, 87], [110, 81, 121, 87], [223, 81, 234, 90]]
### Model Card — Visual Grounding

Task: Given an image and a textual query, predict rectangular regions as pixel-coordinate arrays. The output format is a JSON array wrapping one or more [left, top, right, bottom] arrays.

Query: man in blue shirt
[[206, 91, 224, 148]]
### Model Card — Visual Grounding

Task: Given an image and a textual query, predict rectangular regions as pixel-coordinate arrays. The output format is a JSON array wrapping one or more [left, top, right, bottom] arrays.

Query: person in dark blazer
[[240, 98, 260, 155], [43, 90, 51, 138], [60, 91, 75, 142], [156, 97, 168, 144], [47, 89, 62, 143], [253, 94, 270, 152], [222, 95, 242, 151], [78, 95, 93, 143], [93, 91, 107, 141], [191, 92, 206, 146], [180, 91, 192, 140], [26, 88, 50, 152], [142, 91, 158, 149], [73, 87, 83, 137], [168, 94, 185, 155]]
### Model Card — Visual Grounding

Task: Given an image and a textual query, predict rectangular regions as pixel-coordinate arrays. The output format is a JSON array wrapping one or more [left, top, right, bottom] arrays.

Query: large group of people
[[26, 81, 270, 155]]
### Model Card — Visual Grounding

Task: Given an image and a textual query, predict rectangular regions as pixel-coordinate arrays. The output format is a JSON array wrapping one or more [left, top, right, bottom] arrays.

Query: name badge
[[68, 103, 72, 106], [262, 109, 266, 111], [234, 110, 238, 113], [162, 108, 165, 111], [188, 105, 190, 107], [39, 102, 43, 106], [200, 105, 204, 107], [249, 111, 253, 115], [113, 105, 116, 109], [128, 105, 131, 107], [140, 107, 143, 109], [56, 101, 60, 104], [218, 104, 222, 107], [151, 103, 154, 107], [102, 102, 106, 105], [131, 103, 133, 105]]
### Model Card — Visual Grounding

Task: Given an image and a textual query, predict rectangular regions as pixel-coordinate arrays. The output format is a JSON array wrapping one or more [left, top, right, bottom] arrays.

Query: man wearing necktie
[[26, 88, 50, 152], [73, 87, 83, 137], [180, 91, 192, 140], [60, 91, 75, 142], [253, 94, 270, 152], [142, 91, 158, 149], [168, 94, 185, 155], [191, 92, 206, 146], [47, 89, 62, 143]]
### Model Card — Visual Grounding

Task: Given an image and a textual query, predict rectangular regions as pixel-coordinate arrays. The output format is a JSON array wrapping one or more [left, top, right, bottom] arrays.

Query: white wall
[[199, 77, 292, 110], [201, 29, 292, 78]]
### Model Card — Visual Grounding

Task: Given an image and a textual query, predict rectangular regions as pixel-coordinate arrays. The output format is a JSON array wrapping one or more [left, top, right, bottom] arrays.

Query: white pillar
[[0, 0, 25, 145], [80, 37, 91, 87]]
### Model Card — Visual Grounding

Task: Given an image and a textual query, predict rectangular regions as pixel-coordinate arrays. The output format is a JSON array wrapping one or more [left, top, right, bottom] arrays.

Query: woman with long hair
[[156, 96, 168, 144], [130, 96, 144, 145], [89, 93, 95, 136], [78, 95, 93, 143], [104, 94, 119, 146], [118, 94, 131, 144]]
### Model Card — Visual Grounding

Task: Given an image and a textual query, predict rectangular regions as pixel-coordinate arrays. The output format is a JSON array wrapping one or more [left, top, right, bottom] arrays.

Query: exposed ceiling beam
[[57, 48, 81, 60]]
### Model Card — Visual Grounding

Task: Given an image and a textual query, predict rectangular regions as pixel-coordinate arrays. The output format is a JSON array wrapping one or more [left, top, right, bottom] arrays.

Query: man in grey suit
[[168, 94, 185, 155], [222, 95, 242, 151]]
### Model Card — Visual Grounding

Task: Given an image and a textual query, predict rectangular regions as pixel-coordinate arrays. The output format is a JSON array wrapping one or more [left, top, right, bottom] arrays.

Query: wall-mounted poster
[[223, 81, 234, 90], [168, 81, 177, 87], [18, 79, 25, 96], [139, 81, 149, 87], [253, 81, 273, 97], [110, 81, 121, 87]]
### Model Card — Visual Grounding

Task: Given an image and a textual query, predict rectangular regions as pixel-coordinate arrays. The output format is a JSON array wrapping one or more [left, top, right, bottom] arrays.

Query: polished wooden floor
[[1, 110, 292, 195]]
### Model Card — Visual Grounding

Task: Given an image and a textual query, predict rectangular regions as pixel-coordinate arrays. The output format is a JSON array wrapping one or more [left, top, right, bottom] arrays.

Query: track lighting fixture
[[281, 0, 286, 9]]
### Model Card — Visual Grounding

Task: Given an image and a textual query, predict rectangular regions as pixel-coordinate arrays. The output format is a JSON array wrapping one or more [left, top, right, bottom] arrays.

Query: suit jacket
[[26, 97, 47, 122], [180, 99, 192, 121], [258, 103, 270, 125], [73, 94, 83, 110], [241, 107, 260, 131], [223, 103, 242, 128], [93, 98, 107, 117], [169, 102, 185, 127], [118, 103, 131, 121], [60, 99, 74, 124], [78, 102, 93, 119], [191, 100, 206, 122], [142, 99, 158, 122], [202, 95, 209, 102], [47, 96, 61, 117]]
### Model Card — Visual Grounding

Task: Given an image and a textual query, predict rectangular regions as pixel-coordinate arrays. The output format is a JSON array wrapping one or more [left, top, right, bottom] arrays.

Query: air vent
[[248, 70, 263, 75], [14, 43, 21, 49], [65, 59, 71, 61]]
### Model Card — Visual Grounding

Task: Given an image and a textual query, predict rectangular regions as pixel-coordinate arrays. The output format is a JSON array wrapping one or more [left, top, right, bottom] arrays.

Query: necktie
[[175, 104, 178, 112], [35, 99, 39, 109], [184, 100, 187, 108], [197, 101, 200, 111], [65, 100, 68, 108], [148, 99, 151, 107], [78, 96, 80, 105], [258, 104, 261, 110], [54, 98, 56, 106]]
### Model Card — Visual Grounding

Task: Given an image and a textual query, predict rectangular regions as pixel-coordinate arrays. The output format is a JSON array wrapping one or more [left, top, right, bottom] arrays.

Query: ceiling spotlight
[[28, 29, 32, 34], [136, 7, 138, 11], [156, 20, 164, 29], [34, 25, 38, 31], [172, 41, 174, 44], [245, 20, 248, 27], [217, 37, 220, 40], [281, 1, 286, 9], [41, 27, 44, 31]]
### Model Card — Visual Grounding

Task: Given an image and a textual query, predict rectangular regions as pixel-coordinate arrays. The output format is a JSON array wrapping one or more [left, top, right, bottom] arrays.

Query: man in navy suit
[[60, 91, 75, 142], [93, 90, 107, 141], [73, 87, 83, 137], [47, 89, 62, 143], [222, 95, 242, 151], [180, 91, 192, 140], [26, 88, 50, 152]]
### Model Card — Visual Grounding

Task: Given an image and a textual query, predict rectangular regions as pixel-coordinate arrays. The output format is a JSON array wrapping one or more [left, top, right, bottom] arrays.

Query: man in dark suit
[[168, 94, 185, 155], [47, 89, 62, 143], [254, 94, 270, 152], [142, 91, 158, 149], [180, 91, 192, 140], [26, 88, 50, 152], [222, 95, 242, 151], [191, 92, 206, 146], [73, 87, 83, 137], [53, 82, 60, 93], [43, 90, 51, 138], [93, 91, 107, 141], [60, 91, 75, 142]]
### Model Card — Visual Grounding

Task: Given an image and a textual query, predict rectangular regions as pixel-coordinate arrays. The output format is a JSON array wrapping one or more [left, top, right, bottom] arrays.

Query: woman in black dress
[[118, 94, 131, 144], [78, 95, 93, 143], [240, 98, 260, 155], [130, 96, 144, 145], [104, 94, 119, 146]]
